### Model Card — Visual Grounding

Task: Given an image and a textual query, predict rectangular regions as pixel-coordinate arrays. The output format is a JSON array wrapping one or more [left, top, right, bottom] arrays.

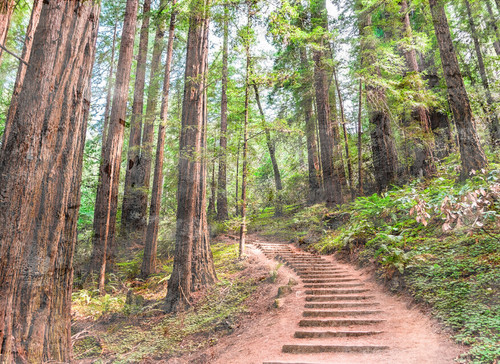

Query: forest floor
[[72, 233, 464, 364]]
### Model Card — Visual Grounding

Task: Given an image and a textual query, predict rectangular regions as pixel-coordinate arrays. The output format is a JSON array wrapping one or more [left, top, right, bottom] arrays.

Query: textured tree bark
[[0, 1, 99, 361], [311, 0, 343, 207], [90, 0, 139, 292], [464, 0, 500, 147], [216, 2, 230, 221], [359, 6, 398, 192], [299, 44, 321, 204], [400, 0, 436, 177], [253, 84, 283, 216], [121, 0, 152, 241], [165, 0, 216, 313], [141, 0, 177, 279], [429, 0, 487, 177], [1, 0, 42, 156], [135, 0, 168, 234]]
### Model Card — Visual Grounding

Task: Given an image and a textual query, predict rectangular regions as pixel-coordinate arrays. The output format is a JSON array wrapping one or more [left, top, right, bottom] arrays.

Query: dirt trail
[[200, 238, 464, 364]]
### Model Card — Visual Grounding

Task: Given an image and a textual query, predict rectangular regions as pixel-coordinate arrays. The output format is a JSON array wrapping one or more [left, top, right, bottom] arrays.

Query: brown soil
[[170, 235, 465, 364]]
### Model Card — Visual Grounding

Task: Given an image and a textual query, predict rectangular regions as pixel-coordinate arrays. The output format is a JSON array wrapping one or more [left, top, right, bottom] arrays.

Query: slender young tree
[[216, 2, 230, 221], [429, 0, 487, 177], [357, 79, 364, 196], [311, 0, 343, 207], [463, 0, 500, 146], [165, 0, 216, 313], [142, 0, 178, 279], [239, 1, 252, 258], [1, 0, 42, 156], [90, 0, 139, 292], [122, 0, 152, 239], [254, 84, 283, 216], [0, 0, 15, 66], [0, 1, 100, 361]]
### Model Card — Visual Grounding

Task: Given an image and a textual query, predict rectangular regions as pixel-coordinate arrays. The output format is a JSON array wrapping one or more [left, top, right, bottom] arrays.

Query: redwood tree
[[165, 0, 216, 313], [90, 0, 139, 291], [311, 0, 343, 207], [0, 1, 100, 361], [141, 0, 178, 278], [429, 0, 487, 177], [0, 0, 15, 66], [121, 0, 152, 240]]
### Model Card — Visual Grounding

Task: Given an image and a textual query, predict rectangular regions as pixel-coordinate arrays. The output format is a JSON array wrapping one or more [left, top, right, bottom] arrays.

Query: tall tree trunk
[[141, 0, 177, 279], [400, 0, 436, 177], [0, 1, 99, 361], [208, 158, 217, 217], [1, 0, 42, 156], [90, 0, 139, 292], [311, 0, 343, 207], [0, 0, 14, 66], [329, 80, 348, 196], [485, 1, 500, 56], [359, 6, 398, 192], [253, 84, 283, 216], [235, 130, 241, 216], [333, 66, 354, 196], [357, 79, 364, 197], [239, 4, 251, 258], [429, 0, 487, 177], [464, 0, 500, 146], [122, 0, 152, 240], [216, 2, 230, 221], [165, 0, 216, 313]]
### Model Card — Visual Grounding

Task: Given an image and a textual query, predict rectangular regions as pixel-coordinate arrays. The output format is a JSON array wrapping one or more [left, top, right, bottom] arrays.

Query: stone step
[[305, 289, 370, 295], [305, 302, 379, 309], [302, 310, 383, 318], [305, 295, 375, 302], [303, 283, 364, 289], [299, 274, 352, 278], [282, 344, 389, 354], [294, 330, 383, 338], [302, 278, 359, 284], [299, 319, 385, 327]]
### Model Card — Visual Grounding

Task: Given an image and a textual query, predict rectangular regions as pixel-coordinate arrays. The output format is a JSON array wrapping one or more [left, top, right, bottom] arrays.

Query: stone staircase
[[254, 242, 389, 364]]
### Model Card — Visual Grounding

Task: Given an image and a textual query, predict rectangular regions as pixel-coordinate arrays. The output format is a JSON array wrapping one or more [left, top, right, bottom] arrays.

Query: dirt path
[[198, 238, 464, 364]]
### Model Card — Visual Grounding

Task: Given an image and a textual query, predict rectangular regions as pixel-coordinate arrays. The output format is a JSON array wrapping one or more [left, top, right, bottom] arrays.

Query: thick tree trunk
[[1, 0, 42, 156], [464, 0, 500, 146], [141, 1, 177, 279], [121, 0, 151, 241], [0, 2, 99, 361], [90, 0, 138, 292], [311, 0, 343, 207], [429, 0, 487, 177], [253, 84, 283, 216], [400, 0, 436, 177], [216, 3, 230, 221], [0, 0, 14, 66], [357, 79, 364, 197], [359, 7, 398, 192], [165, 0, 216, 313], [297, 16, 321, 204]]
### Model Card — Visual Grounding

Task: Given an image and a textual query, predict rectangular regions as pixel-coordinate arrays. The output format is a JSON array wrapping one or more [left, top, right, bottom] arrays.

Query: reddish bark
[[90, 0, 139, 292], [0, 1, 99, 361], [141, 1, 177, 279], [165, 0, 216, 313], [429, 0, 487, 177], [0, 0, 14, 66]]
